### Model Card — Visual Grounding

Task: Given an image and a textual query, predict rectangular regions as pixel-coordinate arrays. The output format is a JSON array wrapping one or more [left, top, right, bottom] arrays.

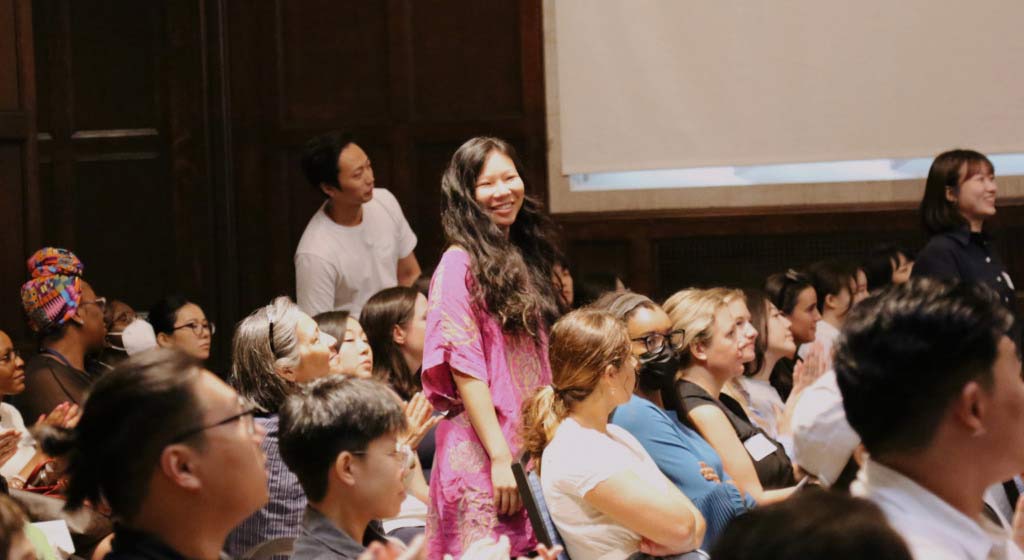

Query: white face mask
[[106, 319, 158, 356]]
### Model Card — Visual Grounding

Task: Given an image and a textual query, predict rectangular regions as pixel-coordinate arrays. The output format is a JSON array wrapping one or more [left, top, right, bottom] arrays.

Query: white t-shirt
[[541, 417, 674, 560], [0, 402, 37, 479], [294, 189, 417, 318]]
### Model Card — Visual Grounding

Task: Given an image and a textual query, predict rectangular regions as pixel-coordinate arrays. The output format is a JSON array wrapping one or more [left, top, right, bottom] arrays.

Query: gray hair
[[228, 296, 307, 412], [589, 290, 658, 322]]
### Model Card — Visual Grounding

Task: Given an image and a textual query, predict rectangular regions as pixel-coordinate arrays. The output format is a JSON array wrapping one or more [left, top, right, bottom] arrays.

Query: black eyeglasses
[[170, 397, 264, 443], [631, 330, 685, 354], [173, 321, 216, 337]]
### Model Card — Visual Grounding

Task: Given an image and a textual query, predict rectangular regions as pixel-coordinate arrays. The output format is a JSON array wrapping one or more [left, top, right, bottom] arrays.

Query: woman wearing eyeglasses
[[14, 247, 108, 423], [592, 291, 753, 549], [150, 294, 215, 361]]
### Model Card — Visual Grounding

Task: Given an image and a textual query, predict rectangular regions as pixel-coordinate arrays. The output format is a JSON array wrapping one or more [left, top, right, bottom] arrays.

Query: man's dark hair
[[763, 269, 813, 315], [278, 376, 407, 502], [300, 131, 356, 193], [37, 349, 205, 519], [711, 488, 912, 560], [920, 149, 994, 236], [805, 260, 856, 314], [834, 278, 1014, 457]]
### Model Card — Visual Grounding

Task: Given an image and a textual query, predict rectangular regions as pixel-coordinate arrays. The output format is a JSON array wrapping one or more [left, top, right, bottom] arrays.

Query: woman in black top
[[913, 149, 1014, 308], [663, 287, 797, 504]]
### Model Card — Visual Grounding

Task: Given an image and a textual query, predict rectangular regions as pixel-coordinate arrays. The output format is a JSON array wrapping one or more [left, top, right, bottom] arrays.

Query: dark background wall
[[3, 0, 1023, 372]]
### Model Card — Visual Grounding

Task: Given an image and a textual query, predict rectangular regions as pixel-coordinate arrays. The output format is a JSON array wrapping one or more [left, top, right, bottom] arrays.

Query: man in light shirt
[[835, 278, 1024, 559], [295, 131, 420, 318]]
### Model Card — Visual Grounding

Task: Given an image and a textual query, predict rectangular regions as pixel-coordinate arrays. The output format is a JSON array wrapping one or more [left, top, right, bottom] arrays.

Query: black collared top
[[912, 227, 1015, 307], [290, 506, 387, 560]]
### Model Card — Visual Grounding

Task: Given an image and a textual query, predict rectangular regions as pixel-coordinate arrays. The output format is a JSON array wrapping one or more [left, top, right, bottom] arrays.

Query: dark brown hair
[[441, 136, 561, 335], [360, 286, 422, 400]]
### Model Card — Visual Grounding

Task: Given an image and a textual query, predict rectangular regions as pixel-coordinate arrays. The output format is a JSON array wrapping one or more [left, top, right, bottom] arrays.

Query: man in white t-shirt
[[836, 278, 1024, 560], [295, 132, 420, 317]]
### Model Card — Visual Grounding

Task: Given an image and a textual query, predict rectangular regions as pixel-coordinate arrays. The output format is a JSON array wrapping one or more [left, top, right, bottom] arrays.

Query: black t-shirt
[[11, 353, 96, 424], [673, 379, 796, 490]]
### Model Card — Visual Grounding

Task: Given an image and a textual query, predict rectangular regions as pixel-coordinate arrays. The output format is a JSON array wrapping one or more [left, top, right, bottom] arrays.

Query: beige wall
[[542, 0, 1024, 215]]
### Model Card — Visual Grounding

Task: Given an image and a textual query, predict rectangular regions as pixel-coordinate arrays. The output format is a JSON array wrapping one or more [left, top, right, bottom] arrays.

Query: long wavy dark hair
[[441, 137, 561, 334]]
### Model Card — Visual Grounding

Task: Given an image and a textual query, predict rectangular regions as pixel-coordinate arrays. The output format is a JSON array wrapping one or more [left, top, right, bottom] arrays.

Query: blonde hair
[[520, 309, 631, 471], [663, 287, 742, 368]]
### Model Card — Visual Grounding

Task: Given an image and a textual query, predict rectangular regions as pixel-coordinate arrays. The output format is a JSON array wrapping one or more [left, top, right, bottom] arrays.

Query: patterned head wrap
[[21, 247, 85, 334]]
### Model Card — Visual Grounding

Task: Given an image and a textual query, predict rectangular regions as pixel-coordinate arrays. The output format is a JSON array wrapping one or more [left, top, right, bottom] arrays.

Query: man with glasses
[[14, 247, 108, 423], [278, 376, 414, 559], [36, 348, 269, 559]]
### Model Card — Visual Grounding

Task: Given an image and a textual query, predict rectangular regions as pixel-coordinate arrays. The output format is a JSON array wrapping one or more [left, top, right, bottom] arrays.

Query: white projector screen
[[554, 0, 1024, 175]]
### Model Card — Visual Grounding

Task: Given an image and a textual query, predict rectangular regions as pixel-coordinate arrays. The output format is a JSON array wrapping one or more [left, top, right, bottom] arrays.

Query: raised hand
[[0, 429, 21, 468], [38, 402, 82, 429], [401, 392, 441, 450]]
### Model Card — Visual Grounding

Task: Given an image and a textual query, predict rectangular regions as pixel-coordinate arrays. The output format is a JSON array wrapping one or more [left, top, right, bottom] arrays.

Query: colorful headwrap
[[21, 247, 85, 334]]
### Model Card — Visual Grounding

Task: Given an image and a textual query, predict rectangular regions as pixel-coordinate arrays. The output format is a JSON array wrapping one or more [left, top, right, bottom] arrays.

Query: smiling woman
[[913, 149, 1016, 310]]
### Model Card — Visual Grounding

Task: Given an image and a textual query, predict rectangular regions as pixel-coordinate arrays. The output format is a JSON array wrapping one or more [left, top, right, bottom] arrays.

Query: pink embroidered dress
[[422, 248, 551, 559]]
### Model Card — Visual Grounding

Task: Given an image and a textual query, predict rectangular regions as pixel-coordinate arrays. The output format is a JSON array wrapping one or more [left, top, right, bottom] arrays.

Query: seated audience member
[[360, 287, 435, 542], [224, 296, 341, 557], [763, 270, 820, 400], [312, 310, 373, 379], [37, 348, 269, 559], [521, 309, 706, 559], [863, 244, 914, 292], [149, 295, 214, 361], [14, 248, 107, 423], [837, 278, 1024, 558], [551, 259, 575, 312], [110, 318, 159, 357], [798, 260, 856, 366], [0, 493, 37, 560], [96, 299, 137, 368], [103, 299, 136, 334], [0, 329, 79, 490], [278, 376, 412, 560], [665, 288, 797, 503], [594, 291, 752, 548], [360, 287, 426, 400], [573, 271, 626, 308], [710, 489, 912, 560], [732, 290, 824, 447]]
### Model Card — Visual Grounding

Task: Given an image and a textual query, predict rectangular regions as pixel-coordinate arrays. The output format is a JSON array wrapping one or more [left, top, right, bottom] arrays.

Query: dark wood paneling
[[557, 204, 1024, 303], [0, 0, 37, 345], [408, 0, 524, 121], [278, 0, 392, 126]]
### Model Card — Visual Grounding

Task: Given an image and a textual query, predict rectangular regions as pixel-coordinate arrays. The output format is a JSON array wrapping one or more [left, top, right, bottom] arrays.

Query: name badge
[[743, 433, 778, 462]]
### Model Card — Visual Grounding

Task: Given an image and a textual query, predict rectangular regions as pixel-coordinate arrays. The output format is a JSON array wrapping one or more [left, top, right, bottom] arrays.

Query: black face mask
[[637, 343, 680, 393]]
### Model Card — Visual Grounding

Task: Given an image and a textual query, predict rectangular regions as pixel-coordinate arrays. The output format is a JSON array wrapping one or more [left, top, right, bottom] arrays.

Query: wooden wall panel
[[0, 0, 37, 346], [558, 204, 1024, 304], [408, 0, 524, 121]]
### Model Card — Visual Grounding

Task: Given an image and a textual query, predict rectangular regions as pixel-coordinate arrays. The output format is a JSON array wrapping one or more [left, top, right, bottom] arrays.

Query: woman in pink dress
[[422, 137, 561, 558]]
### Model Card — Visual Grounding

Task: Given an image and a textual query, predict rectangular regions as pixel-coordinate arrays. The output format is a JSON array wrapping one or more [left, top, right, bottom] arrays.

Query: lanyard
[[40, 348, 74, 369]]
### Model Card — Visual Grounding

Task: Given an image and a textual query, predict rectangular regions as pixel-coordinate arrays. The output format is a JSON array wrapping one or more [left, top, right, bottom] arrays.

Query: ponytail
[[519, 385, 569, 474]]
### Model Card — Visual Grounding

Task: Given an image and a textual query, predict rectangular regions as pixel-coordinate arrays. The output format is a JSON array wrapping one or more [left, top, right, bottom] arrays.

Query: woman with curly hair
[[422, 136, 561, 557]]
